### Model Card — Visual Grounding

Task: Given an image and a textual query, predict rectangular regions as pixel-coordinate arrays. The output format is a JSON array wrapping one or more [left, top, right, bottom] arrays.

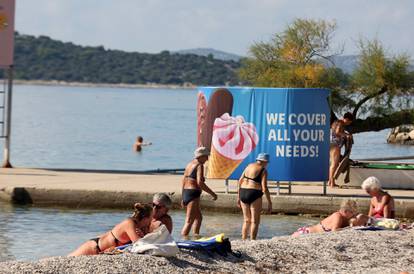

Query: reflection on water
[[0, 200, 319, 262]]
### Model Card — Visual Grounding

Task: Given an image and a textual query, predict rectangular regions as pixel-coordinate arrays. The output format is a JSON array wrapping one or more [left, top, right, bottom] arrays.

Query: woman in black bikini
[[181, 147, 217, 238], [68, 203, 152, 256], [238, 153, 272, 240]]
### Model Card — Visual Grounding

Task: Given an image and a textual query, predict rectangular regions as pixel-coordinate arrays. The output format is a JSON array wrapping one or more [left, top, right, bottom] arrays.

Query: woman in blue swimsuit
[[181, 147, 217, 238], [69, 203, 152, 256], [238, 153, 272, 240]]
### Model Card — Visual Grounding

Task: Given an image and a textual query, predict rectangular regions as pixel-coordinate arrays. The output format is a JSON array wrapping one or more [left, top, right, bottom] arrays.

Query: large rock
[[387, 124, 414, 145]]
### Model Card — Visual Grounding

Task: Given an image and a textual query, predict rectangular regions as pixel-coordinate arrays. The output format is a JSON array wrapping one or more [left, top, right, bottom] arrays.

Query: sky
[[14, 0, 414, 57]]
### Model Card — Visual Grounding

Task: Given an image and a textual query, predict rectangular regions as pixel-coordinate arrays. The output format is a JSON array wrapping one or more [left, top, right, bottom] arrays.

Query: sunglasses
[[152, 203, 164, 209]]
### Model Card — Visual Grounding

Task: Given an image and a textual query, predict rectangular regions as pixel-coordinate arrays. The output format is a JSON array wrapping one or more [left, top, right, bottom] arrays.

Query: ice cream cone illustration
[[207, 113, 259, 179]]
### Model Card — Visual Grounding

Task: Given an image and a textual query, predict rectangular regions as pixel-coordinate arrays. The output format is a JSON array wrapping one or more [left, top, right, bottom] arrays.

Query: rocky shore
[[1, 229, 413, 274], [387, 124, 414, 145]]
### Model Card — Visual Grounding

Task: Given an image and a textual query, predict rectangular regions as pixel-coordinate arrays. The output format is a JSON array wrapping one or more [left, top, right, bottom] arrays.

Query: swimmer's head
[[137, 136, 143, 142]]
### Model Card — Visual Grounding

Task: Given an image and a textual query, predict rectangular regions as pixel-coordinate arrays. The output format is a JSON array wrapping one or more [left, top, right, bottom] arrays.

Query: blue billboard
[[197, 87, 330, 181]]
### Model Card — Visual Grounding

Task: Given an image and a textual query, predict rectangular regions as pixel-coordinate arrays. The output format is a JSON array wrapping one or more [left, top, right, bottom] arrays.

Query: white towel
[[128, 224, 179, 257]]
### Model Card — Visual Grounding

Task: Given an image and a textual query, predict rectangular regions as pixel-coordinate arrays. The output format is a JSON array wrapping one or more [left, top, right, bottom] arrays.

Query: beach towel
[[354, 218, 400, 231], [127, 225, 179, 256]]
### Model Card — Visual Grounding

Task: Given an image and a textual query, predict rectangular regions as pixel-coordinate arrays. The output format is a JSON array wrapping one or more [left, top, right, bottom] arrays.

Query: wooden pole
[[2, 66, 13, 168]]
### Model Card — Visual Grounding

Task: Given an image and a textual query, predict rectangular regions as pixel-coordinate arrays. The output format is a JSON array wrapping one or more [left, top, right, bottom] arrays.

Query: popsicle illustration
[[207, 113, 259, 179], [197, 88, 233, 149]]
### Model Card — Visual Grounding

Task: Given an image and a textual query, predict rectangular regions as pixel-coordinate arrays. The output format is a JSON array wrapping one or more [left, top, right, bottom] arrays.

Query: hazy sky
[[15, 0, 414, 56]]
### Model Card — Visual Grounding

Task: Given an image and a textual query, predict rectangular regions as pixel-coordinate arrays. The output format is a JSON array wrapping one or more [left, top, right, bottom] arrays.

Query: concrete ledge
[[1, 186, 414, 218]]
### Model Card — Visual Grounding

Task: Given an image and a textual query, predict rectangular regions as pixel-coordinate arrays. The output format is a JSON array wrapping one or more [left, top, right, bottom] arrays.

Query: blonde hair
[[361, 176, 382, 192], [340, 199, 358, 215], [131, 203, 152, 220]]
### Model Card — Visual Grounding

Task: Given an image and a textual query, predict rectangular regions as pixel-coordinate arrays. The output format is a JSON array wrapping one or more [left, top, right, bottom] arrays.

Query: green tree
[[239, 18, 414, 133]]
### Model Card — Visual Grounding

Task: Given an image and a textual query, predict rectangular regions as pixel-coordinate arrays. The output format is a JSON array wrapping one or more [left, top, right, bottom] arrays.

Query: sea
[[1, 84, 413, 170], [0, 84, 413, 262]]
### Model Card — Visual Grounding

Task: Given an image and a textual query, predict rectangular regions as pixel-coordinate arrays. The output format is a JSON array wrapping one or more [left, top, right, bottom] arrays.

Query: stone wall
[[387, 124, 414, 145]]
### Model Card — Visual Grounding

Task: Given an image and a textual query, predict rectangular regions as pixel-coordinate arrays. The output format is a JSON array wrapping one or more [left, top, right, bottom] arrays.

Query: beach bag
[[125, 225, 179, 256], [176, 234, 241, 258]]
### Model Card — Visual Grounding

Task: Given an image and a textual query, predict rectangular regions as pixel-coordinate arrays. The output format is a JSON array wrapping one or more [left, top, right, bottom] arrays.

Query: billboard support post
[[2, 66, 13, 168]]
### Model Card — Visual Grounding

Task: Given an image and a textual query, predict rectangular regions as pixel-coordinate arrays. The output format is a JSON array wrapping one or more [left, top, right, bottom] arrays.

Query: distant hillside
[[5, 33, 241, 86], [174, 48, 242, 62]]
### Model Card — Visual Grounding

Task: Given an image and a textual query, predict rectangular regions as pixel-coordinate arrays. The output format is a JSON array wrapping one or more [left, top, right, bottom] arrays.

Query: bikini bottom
[[239, 188, 263, 204], [182, 189, 202, 206]]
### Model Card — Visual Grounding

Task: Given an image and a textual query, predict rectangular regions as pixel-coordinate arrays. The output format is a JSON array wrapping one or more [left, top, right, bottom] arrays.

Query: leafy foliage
[[9, 32, 241, 86], [239, 18, 414, 132], [239, 19, 341, 88]]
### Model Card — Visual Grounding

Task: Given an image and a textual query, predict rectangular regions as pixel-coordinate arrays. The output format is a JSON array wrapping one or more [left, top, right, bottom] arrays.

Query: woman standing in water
[[181, 147, 217, 238], [238, 153, 272, 240], [69, 203, 152, 256]]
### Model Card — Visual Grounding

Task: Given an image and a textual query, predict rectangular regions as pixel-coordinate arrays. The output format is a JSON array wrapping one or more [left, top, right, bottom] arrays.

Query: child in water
[[133, 136, 152, 151]]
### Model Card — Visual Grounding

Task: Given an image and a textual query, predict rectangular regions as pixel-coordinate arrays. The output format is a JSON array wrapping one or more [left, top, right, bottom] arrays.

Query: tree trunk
[[349, 109, 414, 134], [352, 85, 388, 118]]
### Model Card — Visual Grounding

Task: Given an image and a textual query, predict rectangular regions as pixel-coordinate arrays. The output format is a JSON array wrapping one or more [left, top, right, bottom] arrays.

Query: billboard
[[0, 0, 15, 67], [197, 87, 331, 182]]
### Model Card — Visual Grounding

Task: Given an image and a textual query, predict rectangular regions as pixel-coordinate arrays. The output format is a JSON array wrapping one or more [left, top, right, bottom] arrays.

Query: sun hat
[[194, 146, 210, 158], [256, 153, 270, 162]]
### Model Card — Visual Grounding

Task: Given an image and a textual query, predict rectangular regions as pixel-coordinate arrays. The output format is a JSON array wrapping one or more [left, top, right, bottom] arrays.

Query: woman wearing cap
[[181, 147, 217, 238], [237, 153, 272, 240], [362, 176, 395, 218]]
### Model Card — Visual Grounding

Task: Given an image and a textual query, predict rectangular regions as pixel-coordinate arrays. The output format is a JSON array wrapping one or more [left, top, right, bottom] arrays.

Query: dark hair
[[343, 112, 354, 121], [131, 203, 152, 220], [137, 136, 143, 142]]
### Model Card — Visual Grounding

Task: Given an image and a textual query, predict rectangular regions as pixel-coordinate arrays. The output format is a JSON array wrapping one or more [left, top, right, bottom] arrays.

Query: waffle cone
[[207, 146, 242, 179]]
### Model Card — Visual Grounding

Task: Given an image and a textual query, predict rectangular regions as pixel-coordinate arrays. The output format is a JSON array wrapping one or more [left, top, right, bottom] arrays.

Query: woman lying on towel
[[69, 203, 153, 256], [361, 176, 395, 219], [292, 200, 358, 236]]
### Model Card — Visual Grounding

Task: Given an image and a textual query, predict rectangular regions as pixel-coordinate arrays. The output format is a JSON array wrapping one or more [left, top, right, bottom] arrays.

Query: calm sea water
[[0, 200, 319, 262], [0, 84, 413, 170], [0, 85, 413, 262]]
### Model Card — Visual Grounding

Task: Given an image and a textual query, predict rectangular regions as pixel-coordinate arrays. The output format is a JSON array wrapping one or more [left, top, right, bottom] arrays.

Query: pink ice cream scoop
[[212, 113, 259, 160]]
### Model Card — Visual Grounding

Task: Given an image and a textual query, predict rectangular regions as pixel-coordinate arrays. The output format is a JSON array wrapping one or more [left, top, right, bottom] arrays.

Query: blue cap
[[256, 153, 269, 162]]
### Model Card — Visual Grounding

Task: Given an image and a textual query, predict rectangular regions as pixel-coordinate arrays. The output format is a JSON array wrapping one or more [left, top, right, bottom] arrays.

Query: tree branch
[[349, 109, 414, 134], [352, 85, 388, 118]]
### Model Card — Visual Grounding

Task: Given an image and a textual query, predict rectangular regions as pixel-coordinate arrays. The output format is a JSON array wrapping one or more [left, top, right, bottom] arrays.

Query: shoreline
[[1, 168, 414, 218], [0, 229, 413, 274], [11, 79, 197, 90]]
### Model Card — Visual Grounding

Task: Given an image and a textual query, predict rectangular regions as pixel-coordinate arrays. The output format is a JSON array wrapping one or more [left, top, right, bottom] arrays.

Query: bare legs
[[329, 145, 340, 187], [241, 198, 262, 240], [181, 198, 202, 238]]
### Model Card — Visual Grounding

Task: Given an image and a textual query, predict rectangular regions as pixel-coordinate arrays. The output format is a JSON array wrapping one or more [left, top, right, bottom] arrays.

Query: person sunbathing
[[150, 193, 173, 233], [68, 203, 152, 256], [292, 200, 358, 236], [361, 176, 395, 219]]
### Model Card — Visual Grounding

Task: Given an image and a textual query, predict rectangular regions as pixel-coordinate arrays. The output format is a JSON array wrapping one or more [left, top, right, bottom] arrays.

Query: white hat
[[194, 147, 210, 158], [256, 153, 270, 162]]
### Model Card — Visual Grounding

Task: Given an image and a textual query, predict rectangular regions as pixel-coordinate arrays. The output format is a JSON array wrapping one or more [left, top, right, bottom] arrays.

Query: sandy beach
[[0, 229, 412, 274]]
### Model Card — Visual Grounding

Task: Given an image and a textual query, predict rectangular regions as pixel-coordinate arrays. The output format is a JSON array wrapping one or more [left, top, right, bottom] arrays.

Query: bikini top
[[243, 168, 265, 184], [111, 230, 132, 246], [185, 164, 199, 180]]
